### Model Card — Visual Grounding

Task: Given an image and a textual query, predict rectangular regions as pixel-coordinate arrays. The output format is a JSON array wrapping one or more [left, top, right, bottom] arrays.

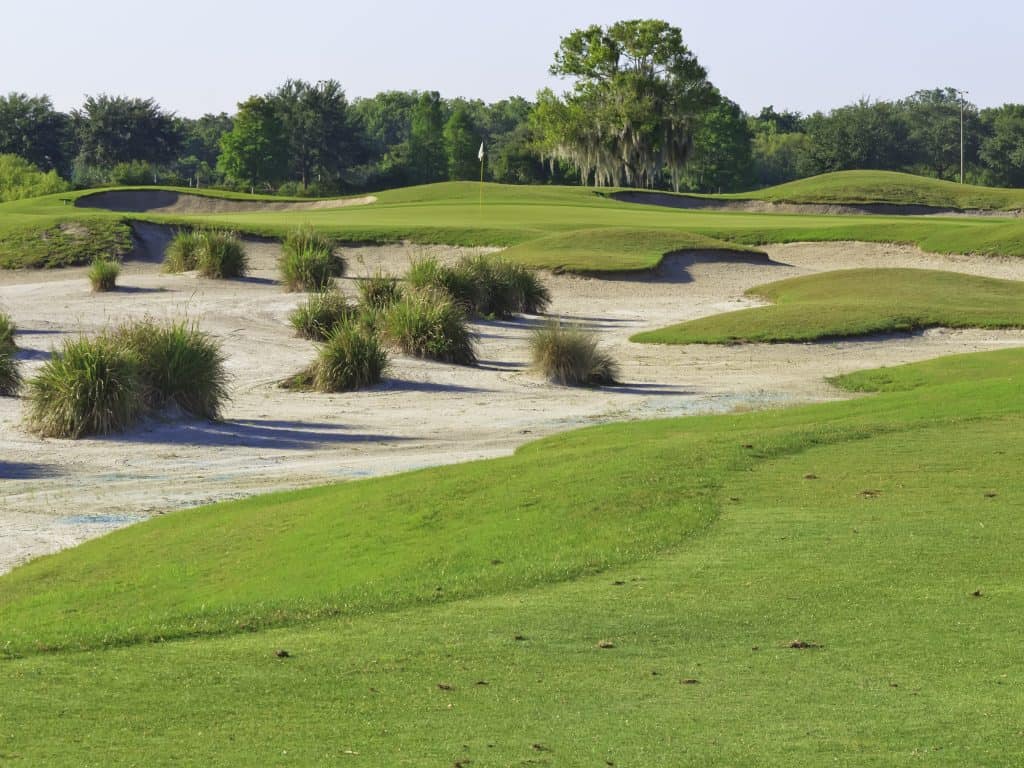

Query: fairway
[[633, 268, 1024, 344]]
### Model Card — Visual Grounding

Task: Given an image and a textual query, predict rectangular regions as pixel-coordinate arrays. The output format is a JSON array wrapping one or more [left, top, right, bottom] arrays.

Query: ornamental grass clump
[[280, 227, 344, 291], [24, 336, 144, 438], [0, 348, 19, 396], [289, 290, 357, 341], [406, 255, 478, 310], [163, 230, 204, 272], [114, 320, 230, 420], [88, 256, 120, 292], [530, 320, 618, 387], [357, 271, 403, 310], [195, 230, 247, 279], [383, 287, 477, 365], [0, 311, 15, 354], [407, 254, 549, 318], [309, 321, 388, 392]]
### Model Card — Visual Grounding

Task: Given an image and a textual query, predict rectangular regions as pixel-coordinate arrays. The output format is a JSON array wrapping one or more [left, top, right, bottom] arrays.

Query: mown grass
[[0, 350, 1022, 765], [633, 268, 1024, 344], [0, 218, 132, 269], [6, 175, 1024, 275]]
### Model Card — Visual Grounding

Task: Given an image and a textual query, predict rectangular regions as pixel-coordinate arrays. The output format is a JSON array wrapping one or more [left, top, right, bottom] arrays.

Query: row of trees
[[1, 19, 1023, 195]]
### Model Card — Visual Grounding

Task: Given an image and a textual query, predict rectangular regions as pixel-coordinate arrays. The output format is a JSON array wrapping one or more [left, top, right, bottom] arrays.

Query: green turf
[[4, 178, 1024, 271], [1, 349, 1022, 765], [632, 268, 1024, 344], [726, 169, 1024, 210]]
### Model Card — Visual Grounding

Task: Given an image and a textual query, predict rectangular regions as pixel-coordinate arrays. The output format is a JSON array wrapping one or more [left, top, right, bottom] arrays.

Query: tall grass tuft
[[0, 311, 15, 354], [88, 257, 120, 292], [280, 227, 344, 291], [163, 230, 204, 272], [503, 261, 551, 315], [310, 321, 388, 392], [0, 348, 20, 396], [24, 336, 144, 438], [289, 291, 356, 341], [196, 231, 247, 279], [406, 255, 478, 309], [383, 287, 477, 365], [114, 320, 230, 420], [530, 320, 618, 386], [357, 271, 403, 310]]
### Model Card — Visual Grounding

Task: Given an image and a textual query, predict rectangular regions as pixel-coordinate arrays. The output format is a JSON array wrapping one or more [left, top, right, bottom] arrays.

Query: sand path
[[2, 240, 1023, 573]]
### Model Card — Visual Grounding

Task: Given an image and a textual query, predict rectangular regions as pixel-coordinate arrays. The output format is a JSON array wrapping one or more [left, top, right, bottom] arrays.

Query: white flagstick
[[478, 142, 485, 211]]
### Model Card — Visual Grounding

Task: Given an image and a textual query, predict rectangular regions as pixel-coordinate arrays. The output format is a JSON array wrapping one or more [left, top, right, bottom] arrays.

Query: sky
[[3, 0, 1021, 117]]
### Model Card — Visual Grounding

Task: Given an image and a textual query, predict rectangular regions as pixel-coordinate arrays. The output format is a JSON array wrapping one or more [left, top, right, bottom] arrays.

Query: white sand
[[2, 239, 1023, 574]]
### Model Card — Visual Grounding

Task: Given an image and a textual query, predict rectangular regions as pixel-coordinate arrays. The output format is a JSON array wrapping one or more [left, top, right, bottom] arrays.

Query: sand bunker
[[75, 189, 377, 214], [612, 190, 1024, 218], [3, 239, 1024, 573]]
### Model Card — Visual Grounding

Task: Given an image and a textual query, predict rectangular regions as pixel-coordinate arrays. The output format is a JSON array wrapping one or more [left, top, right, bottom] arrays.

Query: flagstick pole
[[479, 158, 484, 211]]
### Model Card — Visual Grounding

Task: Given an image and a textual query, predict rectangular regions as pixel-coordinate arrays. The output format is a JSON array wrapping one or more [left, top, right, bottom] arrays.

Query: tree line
[[2, 19, 1023, 197]]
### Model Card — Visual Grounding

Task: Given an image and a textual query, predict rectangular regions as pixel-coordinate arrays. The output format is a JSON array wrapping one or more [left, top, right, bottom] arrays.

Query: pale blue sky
[[3, 0, 1020, 116]]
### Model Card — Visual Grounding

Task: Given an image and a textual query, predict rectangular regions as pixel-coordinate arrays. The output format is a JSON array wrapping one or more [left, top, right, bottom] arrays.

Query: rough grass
[[357, 271, 403, 310], [114, 320, 230, 420], [23, 335, 144, 438], [279, 227, 344, 291], [383, 286, 477, 364], [530, 320, 618, 386], [289, 291, 356, 341], [1, 351, 1022, 765], [87, 256, 120, 291], [0, 218, 132, 270], [633, 268, 1024, 344]]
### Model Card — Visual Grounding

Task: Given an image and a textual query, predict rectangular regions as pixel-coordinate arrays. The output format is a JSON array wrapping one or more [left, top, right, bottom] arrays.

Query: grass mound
[[87, 256, 120, 292], [383, 286, 476, 364], [289, 290, 356, 341], [114, 320, 229, 420], [530, 320, 618, 386], [24, 336, 144, 438], [280, 227, 344, 291], [357, 271, 403, 309], [633, 268, 1024, 344]]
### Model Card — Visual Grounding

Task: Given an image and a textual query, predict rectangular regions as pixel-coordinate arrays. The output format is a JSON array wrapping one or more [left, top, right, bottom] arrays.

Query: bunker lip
[[610, 190, 1024, 219], [74, 189, 377, 214]]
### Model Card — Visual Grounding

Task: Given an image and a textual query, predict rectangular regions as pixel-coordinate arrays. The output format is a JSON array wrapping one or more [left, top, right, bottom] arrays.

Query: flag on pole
[[478, 142, 485, 162]]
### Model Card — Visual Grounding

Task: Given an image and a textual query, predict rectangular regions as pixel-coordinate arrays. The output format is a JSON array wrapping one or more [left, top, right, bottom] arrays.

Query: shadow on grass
[[0, 461, 58, 480], [113, 418, 412, 450]]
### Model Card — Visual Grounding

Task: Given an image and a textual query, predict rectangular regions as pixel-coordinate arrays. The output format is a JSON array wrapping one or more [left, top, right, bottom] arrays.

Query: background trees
[[217, 97, 288, 193], [0, 93, 70, 175], [73, 95, 180, 179]]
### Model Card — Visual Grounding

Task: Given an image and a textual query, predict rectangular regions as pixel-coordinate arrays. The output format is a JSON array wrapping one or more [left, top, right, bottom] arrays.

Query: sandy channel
[[2, 239, 1024, 573]]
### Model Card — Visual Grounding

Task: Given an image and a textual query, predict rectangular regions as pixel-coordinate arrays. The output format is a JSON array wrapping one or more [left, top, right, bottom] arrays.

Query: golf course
[[1, 168, 1024, 765]]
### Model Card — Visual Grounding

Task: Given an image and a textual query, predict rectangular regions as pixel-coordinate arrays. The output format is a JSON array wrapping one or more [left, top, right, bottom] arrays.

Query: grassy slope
[[4, 178, 1024, 271], [633, 268, 1024, 344], [1, 350, 1023, 765]]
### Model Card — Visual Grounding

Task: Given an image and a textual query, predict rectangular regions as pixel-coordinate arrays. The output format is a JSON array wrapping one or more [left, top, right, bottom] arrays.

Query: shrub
[[88, 257, 120, 292], [280, 227, 344, 291], [289, 291, 356, 341], [530, 320, 618, 386], [24, 336, 144, 438], [0, 311, 15, 353], [357, 271, 403, 310], [163, 230, 204, 272], [0, 154, 70, 202], [309, 321, 388, 392], [196, 231, 247, 279], [0, 348, 19, 396], [383, 287, 477, 365], [114, 320, 230, 420]]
